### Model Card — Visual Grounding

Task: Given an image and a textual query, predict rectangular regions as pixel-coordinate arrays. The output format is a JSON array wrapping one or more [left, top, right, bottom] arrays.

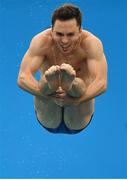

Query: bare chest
[[41, 48, 88, 77]]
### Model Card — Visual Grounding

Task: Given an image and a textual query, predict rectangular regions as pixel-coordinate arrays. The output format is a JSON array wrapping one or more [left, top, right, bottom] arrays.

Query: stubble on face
[[52, 19, 81, 54]]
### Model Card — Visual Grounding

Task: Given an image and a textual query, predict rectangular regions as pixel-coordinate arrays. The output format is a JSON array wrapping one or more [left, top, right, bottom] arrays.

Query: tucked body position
[[17, 4, 107, 134]]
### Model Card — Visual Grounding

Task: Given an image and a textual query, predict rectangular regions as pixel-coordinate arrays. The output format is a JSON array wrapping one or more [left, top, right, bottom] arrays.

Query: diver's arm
[[17, 51, 42, 97], [17, 36, 45, 97], [72, 57, 107, 104]]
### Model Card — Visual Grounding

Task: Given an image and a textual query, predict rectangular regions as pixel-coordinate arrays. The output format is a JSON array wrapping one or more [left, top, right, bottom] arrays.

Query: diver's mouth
[[60, 45, 71, 52]]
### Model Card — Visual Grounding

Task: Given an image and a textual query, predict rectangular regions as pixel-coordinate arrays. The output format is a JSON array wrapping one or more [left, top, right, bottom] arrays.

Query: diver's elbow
[[17, 74, 26, 88], [17, 78, 22, 88], [102, 81, 107, 93]]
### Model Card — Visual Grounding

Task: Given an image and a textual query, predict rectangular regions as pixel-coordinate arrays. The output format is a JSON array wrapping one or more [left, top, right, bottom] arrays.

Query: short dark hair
[[52, 4, 82, 29]]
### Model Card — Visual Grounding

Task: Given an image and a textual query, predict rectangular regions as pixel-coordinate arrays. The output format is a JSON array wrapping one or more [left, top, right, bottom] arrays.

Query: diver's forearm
[[71, 79, 107, 104], [84, 79, 106, 101], [62, 79, 106, 106], [17, 75, 42, 97], [17, 73, 59, 102]]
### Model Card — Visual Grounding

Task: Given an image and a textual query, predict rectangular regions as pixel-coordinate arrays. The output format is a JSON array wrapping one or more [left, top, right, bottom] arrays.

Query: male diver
[[17, 4, 107, 134]]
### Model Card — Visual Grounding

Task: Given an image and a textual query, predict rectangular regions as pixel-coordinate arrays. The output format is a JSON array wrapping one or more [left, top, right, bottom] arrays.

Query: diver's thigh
[[34, 96, 62, 128], [64, 100, 94, 130]]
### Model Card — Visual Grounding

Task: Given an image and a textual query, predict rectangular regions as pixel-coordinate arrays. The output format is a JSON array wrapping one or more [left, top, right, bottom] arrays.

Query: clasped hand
[[49, 87, 71, 107]]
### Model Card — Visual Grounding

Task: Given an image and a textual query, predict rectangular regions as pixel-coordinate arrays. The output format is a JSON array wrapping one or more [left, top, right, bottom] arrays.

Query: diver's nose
[[61, 36, 69, 44]]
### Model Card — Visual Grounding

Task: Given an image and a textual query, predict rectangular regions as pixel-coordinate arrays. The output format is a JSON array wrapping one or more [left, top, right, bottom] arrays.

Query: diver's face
[[52, 19, 81, 54]]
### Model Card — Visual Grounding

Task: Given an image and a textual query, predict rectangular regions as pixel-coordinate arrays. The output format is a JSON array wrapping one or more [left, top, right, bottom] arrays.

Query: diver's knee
[[67, 78, 86, 97]]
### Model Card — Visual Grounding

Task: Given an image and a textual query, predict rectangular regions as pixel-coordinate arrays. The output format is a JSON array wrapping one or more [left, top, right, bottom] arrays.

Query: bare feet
[[45, 65, 60, 91], [60, 63, 76, 91], [44, 64, 76, 92]]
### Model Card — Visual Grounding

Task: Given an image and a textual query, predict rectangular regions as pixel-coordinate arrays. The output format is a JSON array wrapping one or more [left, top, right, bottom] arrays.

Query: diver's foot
[[45, 65, 60, 91], [60, 63, 76, 91]]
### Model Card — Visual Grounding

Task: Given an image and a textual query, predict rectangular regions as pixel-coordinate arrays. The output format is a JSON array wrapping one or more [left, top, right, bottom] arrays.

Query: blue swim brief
[[35, 108, 93, 134]]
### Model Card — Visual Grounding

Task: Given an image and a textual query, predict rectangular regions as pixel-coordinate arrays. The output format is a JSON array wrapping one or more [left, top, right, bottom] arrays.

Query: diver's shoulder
[[29, 28, 52, 55], [81, 30, 103, 49], [31, 28, 52, 46]]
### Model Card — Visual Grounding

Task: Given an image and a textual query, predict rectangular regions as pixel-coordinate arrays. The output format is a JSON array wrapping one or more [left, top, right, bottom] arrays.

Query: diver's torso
[[34, 29, 95, 130]]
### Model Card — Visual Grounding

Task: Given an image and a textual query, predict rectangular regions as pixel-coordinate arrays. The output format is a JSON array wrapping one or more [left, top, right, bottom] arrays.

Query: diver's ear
[[51, 25, 54, 32], [79, 27, 82, 33]]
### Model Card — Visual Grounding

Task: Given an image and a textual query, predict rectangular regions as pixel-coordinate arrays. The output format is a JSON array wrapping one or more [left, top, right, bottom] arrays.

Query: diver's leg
[[64, 100, 94, 130], [67, 77, 86, 97], [60, 63, 94, 130], [60, 63, 86, 97], [34, 96, 62, 128], [35, 65, 62, 129]]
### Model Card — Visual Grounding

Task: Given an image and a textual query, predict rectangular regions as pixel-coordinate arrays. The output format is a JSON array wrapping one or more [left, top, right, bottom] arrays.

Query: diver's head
[[51, 4, 82, 54]]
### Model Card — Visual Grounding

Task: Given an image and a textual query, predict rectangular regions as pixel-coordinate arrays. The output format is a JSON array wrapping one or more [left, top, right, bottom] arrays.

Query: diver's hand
[[52, 92, 72, 107], [38, 87, 66, 104]]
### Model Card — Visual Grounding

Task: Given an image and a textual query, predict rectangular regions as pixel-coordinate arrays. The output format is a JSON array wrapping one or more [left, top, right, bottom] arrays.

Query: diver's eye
[[56, 32, 64, 36], [67, 33, 74, 37]]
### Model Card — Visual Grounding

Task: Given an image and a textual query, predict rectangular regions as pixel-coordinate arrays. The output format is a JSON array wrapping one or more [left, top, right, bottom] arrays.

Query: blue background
[[0, 0, 127, 178]]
